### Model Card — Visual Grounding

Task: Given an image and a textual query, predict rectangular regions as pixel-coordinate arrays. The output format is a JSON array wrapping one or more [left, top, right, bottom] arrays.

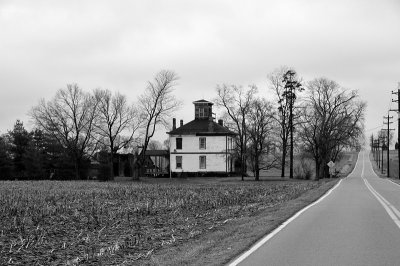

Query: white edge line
[[387, 178, 400, 189], [363, 178, 400, 228], [363, 154, 400, 226], [228, 152, 360, 266]]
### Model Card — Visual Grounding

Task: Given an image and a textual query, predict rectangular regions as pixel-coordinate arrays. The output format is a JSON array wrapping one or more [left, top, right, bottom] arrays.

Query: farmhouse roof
[[167, 119, 236, 136], [192, 99, 213, 104]]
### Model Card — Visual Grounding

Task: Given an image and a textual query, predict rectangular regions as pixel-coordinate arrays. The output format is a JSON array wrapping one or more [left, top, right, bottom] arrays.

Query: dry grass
[[371, 149, 399, 179]]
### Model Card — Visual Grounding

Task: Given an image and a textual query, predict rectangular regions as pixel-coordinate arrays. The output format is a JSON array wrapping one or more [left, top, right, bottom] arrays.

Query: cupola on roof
[[193, 99, 213, 120]]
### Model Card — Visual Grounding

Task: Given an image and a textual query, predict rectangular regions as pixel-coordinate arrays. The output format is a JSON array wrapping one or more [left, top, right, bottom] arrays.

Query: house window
[[199, 137, 206, 149], [176, 138, 182, 150], [199, 156, 206, 169], [176, 156, 182, 169], [199, 108, 205, 117]]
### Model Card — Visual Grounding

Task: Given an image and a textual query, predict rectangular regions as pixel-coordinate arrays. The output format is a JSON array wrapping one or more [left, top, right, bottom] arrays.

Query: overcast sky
[[1, 0, 400, 144]]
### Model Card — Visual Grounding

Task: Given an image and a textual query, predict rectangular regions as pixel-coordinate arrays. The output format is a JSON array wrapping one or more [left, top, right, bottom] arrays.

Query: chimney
[[173, 118, 176, 130], [218, 119, 223, 126], [180, 119, 183, 127]]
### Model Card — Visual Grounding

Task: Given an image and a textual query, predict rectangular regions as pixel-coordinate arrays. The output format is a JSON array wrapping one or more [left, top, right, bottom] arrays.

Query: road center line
[[362, 152, 400, 229]]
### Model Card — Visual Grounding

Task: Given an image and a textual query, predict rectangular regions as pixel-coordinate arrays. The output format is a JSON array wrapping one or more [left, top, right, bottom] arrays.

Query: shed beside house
[[141, 149, 169, 177], [167, 99, 236, 176]]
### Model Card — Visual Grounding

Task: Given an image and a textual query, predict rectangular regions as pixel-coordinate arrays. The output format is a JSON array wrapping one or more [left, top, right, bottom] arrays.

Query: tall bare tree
[[269, 67, 303, 178], [94, 89, 142, 179], [247, 98, 279, 181], [31, 84, 99, 179], [282, 69, 304, 179], [214, 84, 258, 180], [268, 66, 290, 178], [138, 70, 180, 178], [298, 78, 366, 180]]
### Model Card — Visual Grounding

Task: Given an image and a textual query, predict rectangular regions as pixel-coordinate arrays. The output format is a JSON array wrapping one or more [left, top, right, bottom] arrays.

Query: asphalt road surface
[[232, 151, 400, 266]]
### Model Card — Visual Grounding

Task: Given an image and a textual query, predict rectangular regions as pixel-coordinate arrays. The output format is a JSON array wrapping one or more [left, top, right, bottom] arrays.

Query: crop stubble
[[0, 180, 321, 265]]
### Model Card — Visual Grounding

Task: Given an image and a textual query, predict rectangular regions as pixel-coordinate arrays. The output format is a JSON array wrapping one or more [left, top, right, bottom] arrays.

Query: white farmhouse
[[167, 100, 236, 176]]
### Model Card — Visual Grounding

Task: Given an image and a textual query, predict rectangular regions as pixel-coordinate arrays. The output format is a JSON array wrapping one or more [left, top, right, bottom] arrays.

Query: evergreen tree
[[0, 135, 13, 180], [8, 120, 31, 178]]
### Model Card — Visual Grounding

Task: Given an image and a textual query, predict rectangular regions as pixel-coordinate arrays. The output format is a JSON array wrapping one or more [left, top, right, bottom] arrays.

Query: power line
[[366, 125, 385, 132]]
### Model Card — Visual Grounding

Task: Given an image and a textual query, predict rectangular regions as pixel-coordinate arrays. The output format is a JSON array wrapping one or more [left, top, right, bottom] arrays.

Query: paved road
[[233, 151, 400, 266]]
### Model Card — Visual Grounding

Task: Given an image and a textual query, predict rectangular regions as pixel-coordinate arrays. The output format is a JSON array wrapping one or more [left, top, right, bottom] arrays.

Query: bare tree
[[377, 128, 394, 150], [247, 98, 279, 181], [163, 138, 170, 150], [147, 140, 163, 150], [282, 69, 304, 179], [268, 66, 290, 178], [268, 67, 303, 178], [94, 89, 142, 179], [214, 84, 258, 180], [31, 84, 99, 179], [138, 70, 180, 178], [298, 78, 366, 180]]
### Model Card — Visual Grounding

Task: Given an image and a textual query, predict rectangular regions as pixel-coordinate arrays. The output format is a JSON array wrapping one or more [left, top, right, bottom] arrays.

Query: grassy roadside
[[143, 152, 358, 266], [369, 151, 400, 186]]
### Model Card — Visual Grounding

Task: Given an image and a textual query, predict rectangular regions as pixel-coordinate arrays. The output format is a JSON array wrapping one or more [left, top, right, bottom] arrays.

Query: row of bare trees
[[215, 67, 366, 180], [3, 67, 365, 181], [30, 70, 180, 180]]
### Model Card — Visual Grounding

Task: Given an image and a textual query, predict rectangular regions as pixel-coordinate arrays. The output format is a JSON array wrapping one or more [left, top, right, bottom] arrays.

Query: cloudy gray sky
[[1, 0, 400, 144]]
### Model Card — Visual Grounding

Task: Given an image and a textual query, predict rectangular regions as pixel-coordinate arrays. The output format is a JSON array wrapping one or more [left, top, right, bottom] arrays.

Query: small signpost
[[327, 161, 335, 177]]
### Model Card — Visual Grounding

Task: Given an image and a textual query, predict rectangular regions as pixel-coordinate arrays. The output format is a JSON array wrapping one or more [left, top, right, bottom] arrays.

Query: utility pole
[[373, 139, 379, 166], [391, 84, 400, 178], [371, 133, 374, 152], [378, 137, 381, 169], [381, 131, 385, 174], [373, 137, 376, 162], [383, 113, 394, 177]]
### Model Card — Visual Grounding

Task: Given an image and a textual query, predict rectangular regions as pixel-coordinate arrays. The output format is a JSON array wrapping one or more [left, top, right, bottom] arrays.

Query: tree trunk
[[255, 160, 260, 181], [110, 152, 115, 181], [241, 141, 245, 181], [316, 157, 328, 180], [320, 157, 329, 179], [241, 155, 245, 181], [281, 145, 287, 178], [74, 157, 80, 180], [314, 158, 320, 181]]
